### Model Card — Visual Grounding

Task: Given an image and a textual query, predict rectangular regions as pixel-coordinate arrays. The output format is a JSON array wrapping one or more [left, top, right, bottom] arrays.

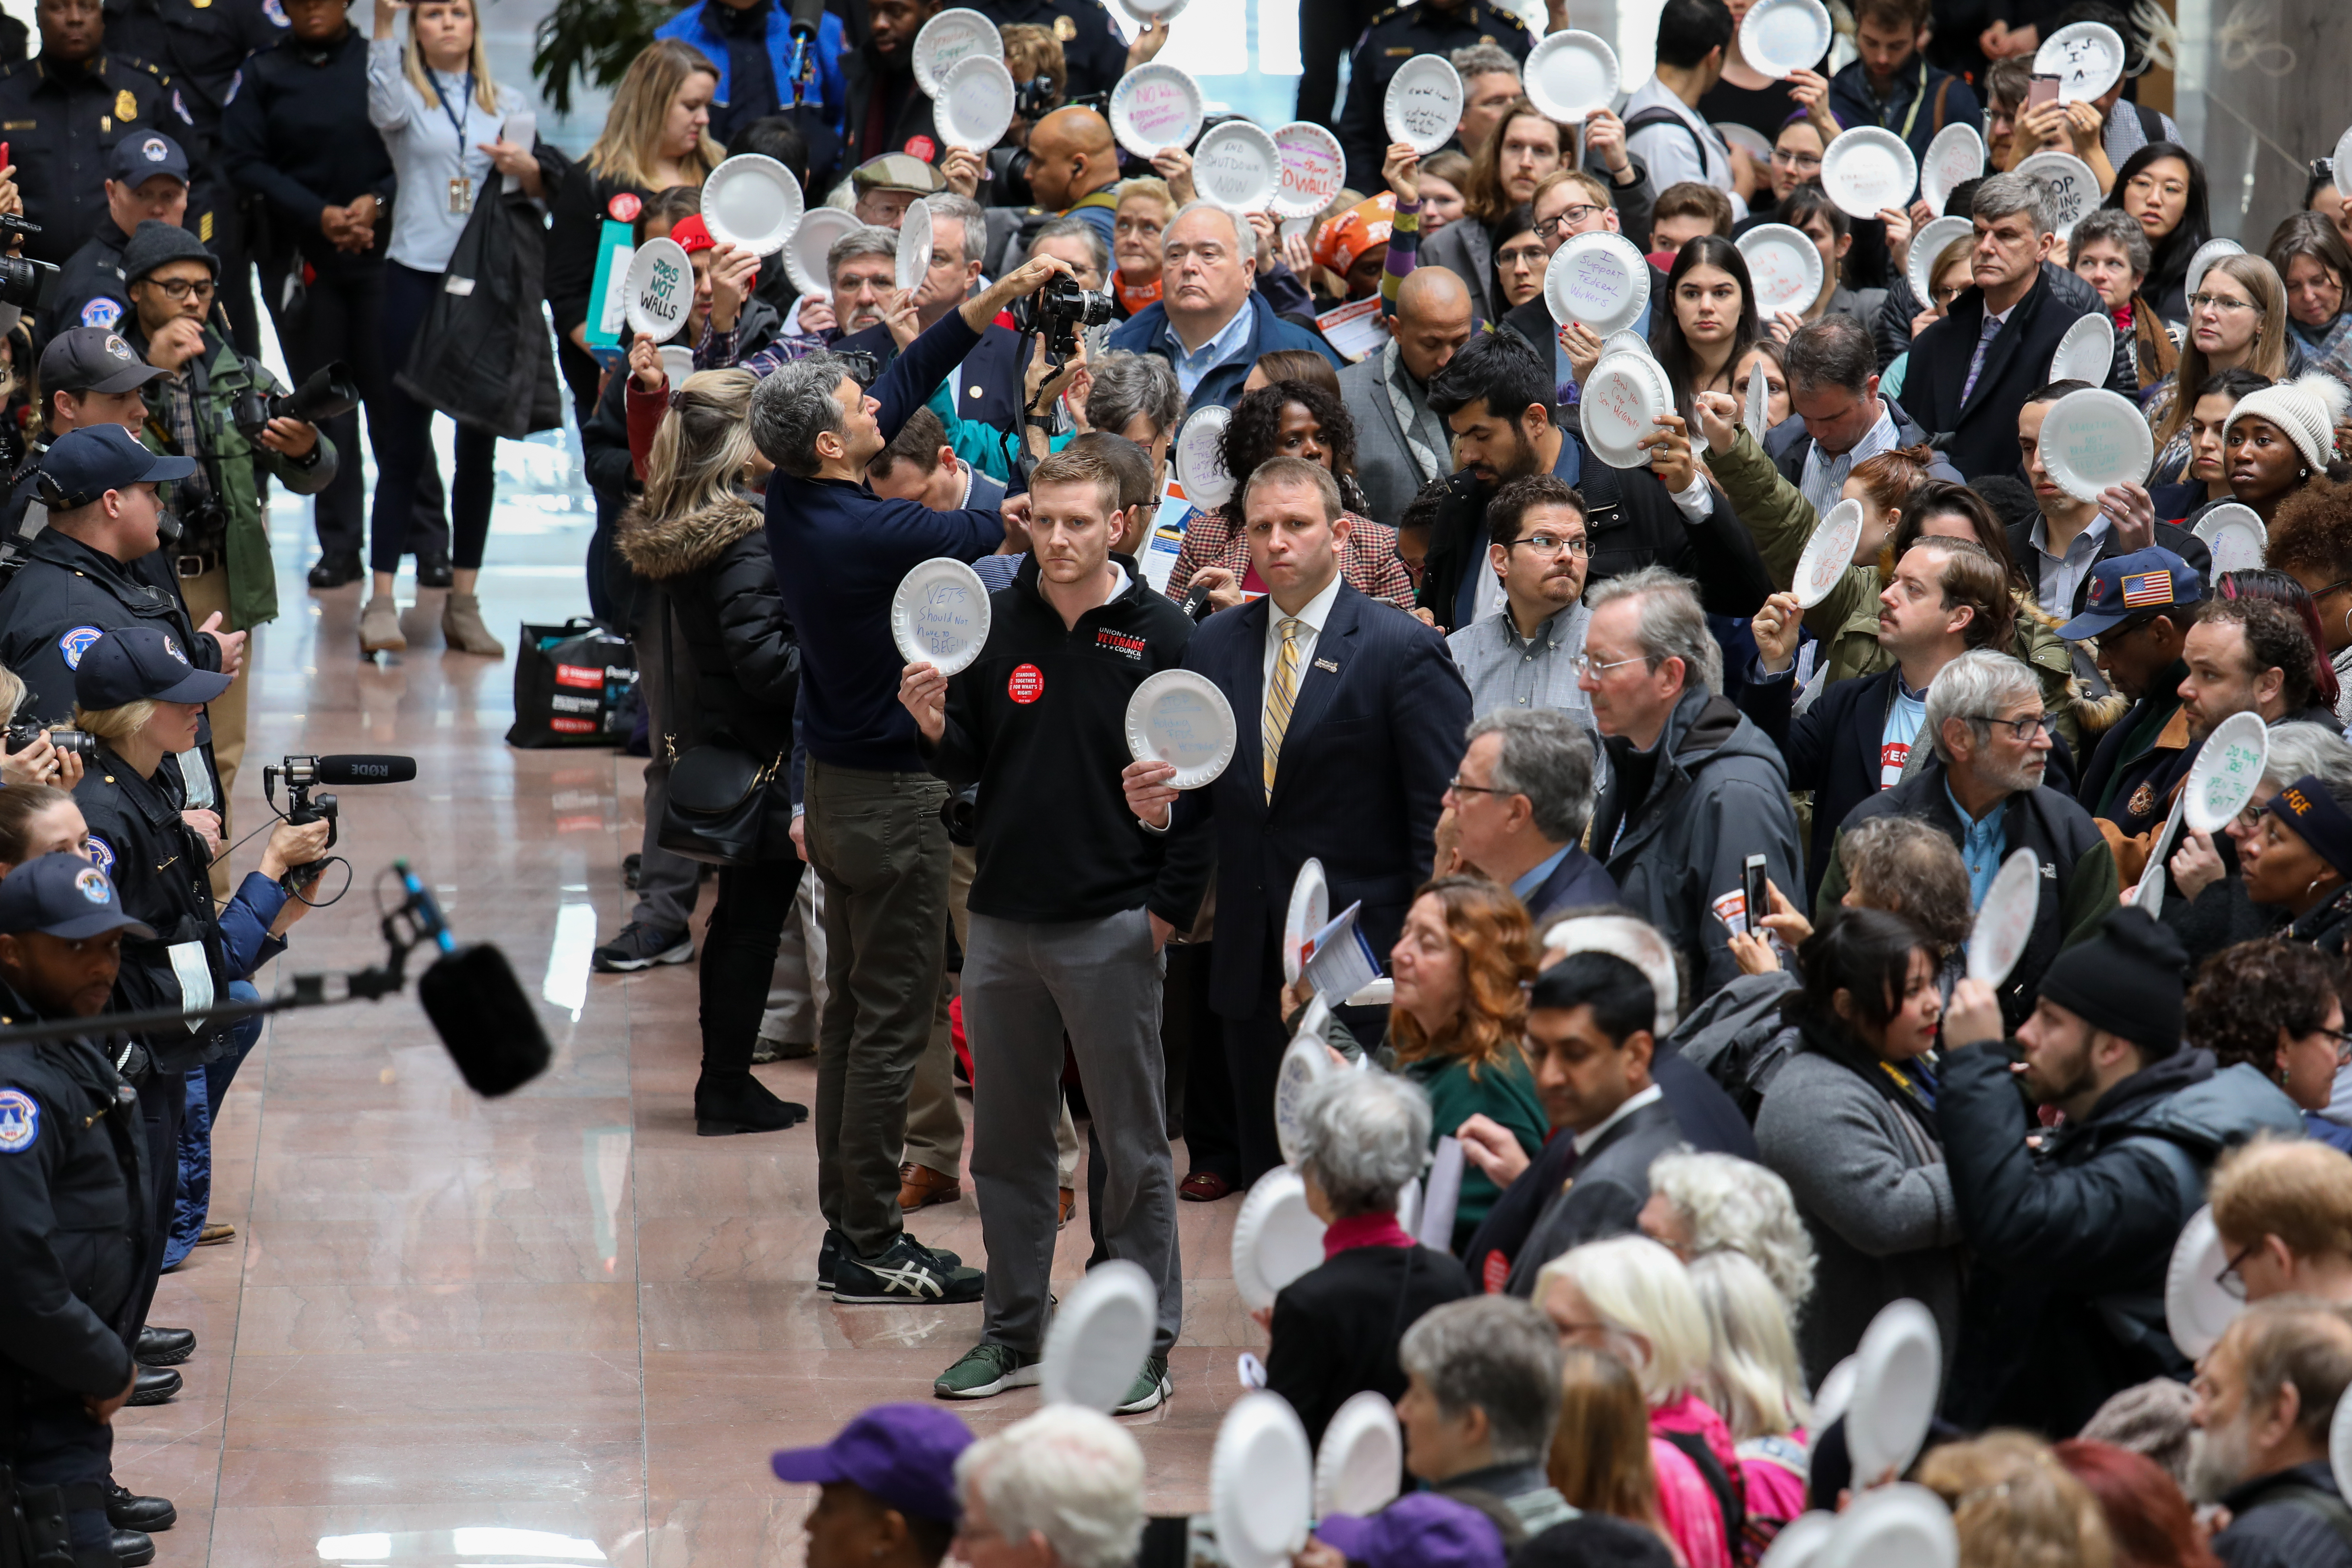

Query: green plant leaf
[[531, 0, 673, 116]]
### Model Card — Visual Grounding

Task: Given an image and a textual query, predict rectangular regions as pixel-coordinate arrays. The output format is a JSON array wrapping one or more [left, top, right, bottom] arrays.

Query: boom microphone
[[314, 754, 418, 785], [789, 0, 823, 37], [418, 942, 552, 1097]]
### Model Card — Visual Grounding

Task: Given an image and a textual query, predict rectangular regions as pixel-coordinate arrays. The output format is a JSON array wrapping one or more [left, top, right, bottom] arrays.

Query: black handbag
[[653, 590, 778, 866]]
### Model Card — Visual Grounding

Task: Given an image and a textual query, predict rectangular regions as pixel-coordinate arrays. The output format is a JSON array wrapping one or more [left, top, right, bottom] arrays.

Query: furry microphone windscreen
[[418, 942, 552, 1096]]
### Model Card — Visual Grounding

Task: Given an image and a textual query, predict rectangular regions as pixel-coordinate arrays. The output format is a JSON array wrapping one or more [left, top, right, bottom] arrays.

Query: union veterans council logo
[[0, 1088, 37, 1153], [86, 835, 114, 876], [75, 866, 110, 904], [80, 298, 122, 329], [58, 626, 104, 669]]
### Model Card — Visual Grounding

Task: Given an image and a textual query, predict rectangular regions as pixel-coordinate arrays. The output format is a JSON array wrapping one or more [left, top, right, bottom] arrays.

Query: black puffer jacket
[[616, 489, 800, 853]]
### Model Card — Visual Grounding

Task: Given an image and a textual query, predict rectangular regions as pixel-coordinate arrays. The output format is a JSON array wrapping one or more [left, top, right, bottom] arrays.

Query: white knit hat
[[2224, 371, 2352, 475]]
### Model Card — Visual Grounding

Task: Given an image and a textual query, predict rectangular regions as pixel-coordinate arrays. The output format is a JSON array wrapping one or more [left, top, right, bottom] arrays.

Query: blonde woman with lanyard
[[364, 0, 543, 659]]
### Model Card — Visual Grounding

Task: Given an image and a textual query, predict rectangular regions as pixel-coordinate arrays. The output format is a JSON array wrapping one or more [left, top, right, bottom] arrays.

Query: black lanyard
[[427, 68, 473, 148]]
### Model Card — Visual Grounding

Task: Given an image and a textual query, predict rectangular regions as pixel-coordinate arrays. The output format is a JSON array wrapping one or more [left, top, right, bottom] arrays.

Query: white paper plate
[[1118, 0, 1188, 21], [2132, 790, 2186, 917], [935, 54, 1015, 152], [1602, 328, 1653, 361], [1738, 222, 1824, 317], [1211, 1392, 1315, 1568], [2049, 310, 2114, 385], [2037, 387, 2155, 502], [1820, 126, 1918, 220], [911, 6, 1002, 98], [1793, 497, 1862, 609], [1845, 1299, 1941, 1483], [1906, 215, 1975, 307], [2035, 21, 2126, 104], [1174, 404, 1234, 511], [1523, 30, 1619, 123], [1274, 1027, 1336, 1167], [1919, 123, 1985, 215], [1315, 1391, 1404, 1518], [1110, 63, 1205, 159], [895, 199, 932, 293], [1126, 668, 1236, 789], [1811, 1355, 1859, 1430], [1967, 846, 2041, 987], [1193, 119, 1280, 213], [2338, 127, 2352, 199], [656, 344, 695, 388], [1273, 122, 1345, 221], [1579, 351, 1673, 471], [1716, 120, 1775, 162], [2332, 1367, 2352, 1503], [1383, 54, 1464, 156], [700, 153, 804, 257], [1283, 858, 1328, 986], [2014, 151, 2099, 240], [785, 207, 859, 297], [1039, 1260, 1157, 1411], [2166, 1206, 2240, 1360], [2185, 709, 2270, 834], [1744, 354, 1769, 435], [890, 556, 992, 675], [1231, 1166, 1327, 1313], [1739, 0, 1832, 78], [623, 237, 693, 341], [2184, 237, 2246, 304], [1759, 1513, 1841, 1568], [1818, 1485, 1959, 1568], [1545, 230, 1650, 334], [2195, 501, 2267, 576]]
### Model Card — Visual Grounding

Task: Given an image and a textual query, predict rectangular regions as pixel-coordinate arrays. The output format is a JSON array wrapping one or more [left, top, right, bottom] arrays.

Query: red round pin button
[[1007, 664, 1044, 704]]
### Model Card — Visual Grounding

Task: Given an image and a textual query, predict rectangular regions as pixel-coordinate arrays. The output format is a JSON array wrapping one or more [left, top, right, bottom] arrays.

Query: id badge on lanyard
[[431, 71, 476, 215], [449, 177, 474, 215]]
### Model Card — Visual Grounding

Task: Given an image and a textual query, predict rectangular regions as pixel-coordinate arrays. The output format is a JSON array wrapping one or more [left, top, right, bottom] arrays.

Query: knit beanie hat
[[2033, 906, 2186, 1058], [2225, 371, 2352, 475]]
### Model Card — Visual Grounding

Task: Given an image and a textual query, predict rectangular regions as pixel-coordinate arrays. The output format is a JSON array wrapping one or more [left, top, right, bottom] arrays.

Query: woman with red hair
[[2053, 1440, 2222, 1568]]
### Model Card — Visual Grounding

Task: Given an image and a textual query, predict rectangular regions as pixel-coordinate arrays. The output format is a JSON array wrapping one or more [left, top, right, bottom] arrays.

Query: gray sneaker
[[934, 1342, 1041, 1400], [1113, 1355, 1171, 1414]]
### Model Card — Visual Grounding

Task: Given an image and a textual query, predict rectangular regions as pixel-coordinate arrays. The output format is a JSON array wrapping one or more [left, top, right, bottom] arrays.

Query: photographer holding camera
[[118, 218, 337, 808]]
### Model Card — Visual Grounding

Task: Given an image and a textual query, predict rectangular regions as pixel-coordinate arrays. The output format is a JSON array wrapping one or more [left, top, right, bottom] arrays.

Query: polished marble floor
[[127, 471, 1249, 1567]]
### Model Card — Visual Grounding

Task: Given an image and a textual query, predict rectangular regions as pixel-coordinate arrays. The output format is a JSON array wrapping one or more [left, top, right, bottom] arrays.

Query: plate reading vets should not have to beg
[[1173, 404, 1234, 511], [1125, 669, 1236, 789], [890, 558, 991, 676]]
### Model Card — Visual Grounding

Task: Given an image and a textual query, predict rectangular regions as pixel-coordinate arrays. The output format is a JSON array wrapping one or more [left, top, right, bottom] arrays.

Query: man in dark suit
[[2009, 380, 2214, 619], [1763, 315, 1959, 511], [1459, 950, 1687, 1297], [1122, 454, 1472, 1184], [1897, 172, 2133, 484], [1449, 710, 1617, 916]]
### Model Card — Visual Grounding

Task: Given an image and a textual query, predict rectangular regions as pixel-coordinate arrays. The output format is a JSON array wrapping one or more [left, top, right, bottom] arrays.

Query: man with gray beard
[[2186, 1298, 2352, 1568]]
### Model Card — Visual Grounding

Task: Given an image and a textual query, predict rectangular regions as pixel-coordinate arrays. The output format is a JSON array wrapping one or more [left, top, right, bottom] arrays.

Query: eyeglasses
[[1769, 148, 1824, 171], [1446, 776, 1505, 797], [2189, 292, 2261, 315], [1507, 532, 1589, 557], [1534, 205, 1605, 238], [1569, 651, 1650, 678], [1933, 281, 1969, 305], [2216, 1240, 2258, 1301], [2317, 1026, 2352, 1066], [1497, 244, 1548, 269], [144, 277, 215, 300], [1969, 712, 2058, 741]]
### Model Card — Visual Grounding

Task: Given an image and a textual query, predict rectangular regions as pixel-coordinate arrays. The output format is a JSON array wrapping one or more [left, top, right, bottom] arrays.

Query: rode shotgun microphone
[[314, 754, 420, 785]]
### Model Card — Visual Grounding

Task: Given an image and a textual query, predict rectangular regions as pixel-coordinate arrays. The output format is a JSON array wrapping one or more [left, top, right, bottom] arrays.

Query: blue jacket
[[1826, 56, 1983, 174], [656, 1, 848, 134], [766, 309, 1006, 774], [1105, 291, 1344, 414]]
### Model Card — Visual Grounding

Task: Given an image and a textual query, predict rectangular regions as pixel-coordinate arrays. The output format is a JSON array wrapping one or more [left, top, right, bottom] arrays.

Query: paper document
[[1302, 900, 1381, 1003]]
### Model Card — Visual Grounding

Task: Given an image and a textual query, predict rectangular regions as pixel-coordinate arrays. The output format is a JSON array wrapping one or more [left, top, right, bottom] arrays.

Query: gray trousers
[[804, 757, 952, 1257], [760, 871, 826, 1046], [964, 905, 1181, 1356]]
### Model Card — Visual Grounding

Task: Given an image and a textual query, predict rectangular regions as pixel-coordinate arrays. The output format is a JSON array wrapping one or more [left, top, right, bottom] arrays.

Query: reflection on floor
[[135, 479, 1248, 1567]]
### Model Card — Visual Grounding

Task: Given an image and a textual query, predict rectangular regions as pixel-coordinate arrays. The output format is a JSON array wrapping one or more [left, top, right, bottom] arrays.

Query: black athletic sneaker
[[818, 1228, 960, 1292], [831, 1234, 984, 1305], [591, 922, 692, 973]]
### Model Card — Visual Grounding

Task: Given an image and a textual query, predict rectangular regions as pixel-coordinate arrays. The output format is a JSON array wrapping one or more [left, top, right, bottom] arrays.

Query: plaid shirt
[[1162, 506, 1417, 611], [696, 321, 834, 378]]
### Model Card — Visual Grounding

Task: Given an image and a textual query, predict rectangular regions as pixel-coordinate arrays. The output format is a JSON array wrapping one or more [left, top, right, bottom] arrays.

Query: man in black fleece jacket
[[900, 443, 1210, 1413]]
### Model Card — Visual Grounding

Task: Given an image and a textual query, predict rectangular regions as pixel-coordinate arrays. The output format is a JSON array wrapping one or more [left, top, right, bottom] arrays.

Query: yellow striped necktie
[[1264, 617, 1302, 802]]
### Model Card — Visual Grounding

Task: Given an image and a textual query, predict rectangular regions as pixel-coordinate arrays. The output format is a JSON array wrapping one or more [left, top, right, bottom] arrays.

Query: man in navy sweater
[[749, 250, 1075, 1306]]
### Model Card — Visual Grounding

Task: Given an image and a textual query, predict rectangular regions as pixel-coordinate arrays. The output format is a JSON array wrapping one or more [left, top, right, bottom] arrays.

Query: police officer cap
[[106, 133, 190, 188], [121, 220, 219, 287], [73, 625, 232, 710], [37, 327, 167, 397], [0, 852, 155, 941], [42, 425, 195, 511]]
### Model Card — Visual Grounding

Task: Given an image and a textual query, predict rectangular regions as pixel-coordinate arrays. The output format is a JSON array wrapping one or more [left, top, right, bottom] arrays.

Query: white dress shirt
[[1799, 403, 1901, 520], [1574, 1082, 1665, 1156], [1263, 571, 1347, 693], [1166, 301, 1257, 400]]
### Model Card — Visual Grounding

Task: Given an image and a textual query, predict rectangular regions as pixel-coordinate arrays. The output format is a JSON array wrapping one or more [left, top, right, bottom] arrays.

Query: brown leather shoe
[[898, 1162, 962, 1210], [1057, 1187, 1075, 1229], [196, 1222, 235, 1245], [1179, 1171, 1234, 1202]]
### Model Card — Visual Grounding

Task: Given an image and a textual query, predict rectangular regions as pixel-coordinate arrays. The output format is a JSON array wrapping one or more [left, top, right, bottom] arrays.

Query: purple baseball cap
[[1314, 1494, 1507, 1568], [770, 1404, 974, 1523]]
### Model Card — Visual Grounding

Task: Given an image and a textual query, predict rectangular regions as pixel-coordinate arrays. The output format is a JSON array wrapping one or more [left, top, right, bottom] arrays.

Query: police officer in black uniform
[[972, 0, 1128, 99], [99, 0, 287, 354], [1332, 0, 1535, 191], [0, 0, 193, 269], [37, 126, 187, 344], [0, 850, 158, 1568], [4, 326, 167, 554]]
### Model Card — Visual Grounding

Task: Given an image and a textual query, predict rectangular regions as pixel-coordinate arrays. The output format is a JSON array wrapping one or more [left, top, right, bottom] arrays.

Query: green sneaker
[[934, 1342, 1041, 1400], [1113, 1354, 1172, 1414]]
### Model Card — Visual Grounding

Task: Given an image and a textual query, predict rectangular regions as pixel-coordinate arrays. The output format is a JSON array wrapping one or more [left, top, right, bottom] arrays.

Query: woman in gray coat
[[1754, 907, 1964, 1386]]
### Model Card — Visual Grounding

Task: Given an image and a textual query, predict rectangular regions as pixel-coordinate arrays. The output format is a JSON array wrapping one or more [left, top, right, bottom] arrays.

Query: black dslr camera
[[232, 360, 362, 441], [4, 722, 95, 758], [1008, 275, 1114, 369], [0, 213, 58, 309]]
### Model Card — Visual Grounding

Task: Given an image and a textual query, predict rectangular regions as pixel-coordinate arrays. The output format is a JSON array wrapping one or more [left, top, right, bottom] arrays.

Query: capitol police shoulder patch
[[86, 835, 114, 876], [58, 626, 104, 669], [80, 297, 122, 329], [0, 1087, 38, 1153]]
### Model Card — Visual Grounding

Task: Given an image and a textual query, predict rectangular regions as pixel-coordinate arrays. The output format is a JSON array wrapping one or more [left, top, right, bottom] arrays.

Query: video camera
[[4, 723, 96, 759], [1008, 275, 1114, 371], [263, 753, 417, 894], [232, 360, 362, 442], [0, 213, 58, 310]]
